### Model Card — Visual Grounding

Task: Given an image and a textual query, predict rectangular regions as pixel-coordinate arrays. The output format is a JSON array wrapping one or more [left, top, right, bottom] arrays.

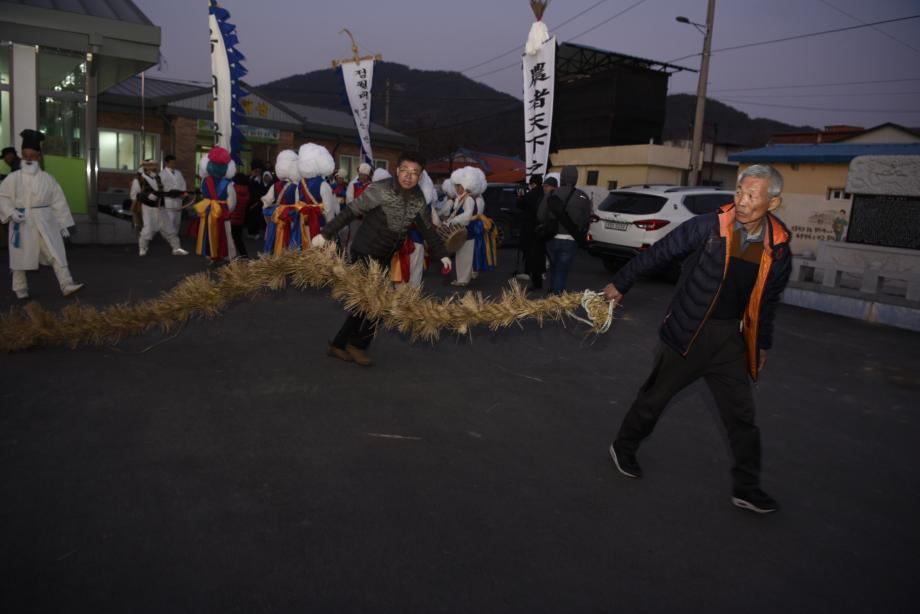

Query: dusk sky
[[133, 0, 920, 130]]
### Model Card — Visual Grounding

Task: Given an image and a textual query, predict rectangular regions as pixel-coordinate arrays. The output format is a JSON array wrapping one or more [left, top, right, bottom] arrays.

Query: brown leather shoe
[[345, 344, 373, 366], [327, 343, 353, 362]]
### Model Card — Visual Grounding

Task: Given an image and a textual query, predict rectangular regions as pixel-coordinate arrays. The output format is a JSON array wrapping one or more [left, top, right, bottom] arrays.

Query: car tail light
[[589, 213, 600, 223], [633, 219, 670, 231], [587, 233, 593, 242]]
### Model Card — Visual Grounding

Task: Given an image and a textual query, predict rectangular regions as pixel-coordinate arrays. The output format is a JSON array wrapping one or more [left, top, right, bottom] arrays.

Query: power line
[[817, 0, 920, 55], [565, 0, 649, 42], [705, 77, 920, 93], [666, 13, 920, 63], [717, 98, 920, 113], [672, 89, 920, 99], [712, 91, 920, 99], [448, 0, 614, 74], [468, 0, 650, 82]]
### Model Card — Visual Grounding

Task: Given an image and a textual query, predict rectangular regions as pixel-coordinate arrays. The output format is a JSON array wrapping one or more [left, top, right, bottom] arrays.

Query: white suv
[[587, 185, 734, 275]]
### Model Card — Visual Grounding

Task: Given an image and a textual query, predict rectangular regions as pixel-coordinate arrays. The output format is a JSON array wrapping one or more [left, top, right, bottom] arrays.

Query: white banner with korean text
[[341, 59, 375, 164], [522, 37, 555, 179], [208, 11, 232, 152]]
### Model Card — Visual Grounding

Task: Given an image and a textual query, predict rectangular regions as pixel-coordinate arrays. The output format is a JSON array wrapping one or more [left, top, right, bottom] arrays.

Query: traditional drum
[[437, 224, 468, 254]]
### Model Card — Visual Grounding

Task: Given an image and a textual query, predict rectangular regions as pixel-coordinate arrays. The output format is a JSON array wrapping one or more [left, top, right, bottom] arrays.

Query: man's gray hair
[[738, 164, 783, 198]]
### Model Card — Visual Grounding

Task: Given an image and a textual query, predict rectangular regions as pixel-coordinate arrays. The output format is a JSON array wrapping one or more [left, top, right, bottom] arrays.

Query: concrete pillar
[[11, 43, 36, 143]]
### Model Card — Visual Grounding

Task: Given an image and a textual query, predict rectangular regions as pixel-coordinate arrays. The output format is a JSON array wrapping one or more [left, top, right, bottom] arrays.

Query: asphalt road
[[2, 239, 918, 613]]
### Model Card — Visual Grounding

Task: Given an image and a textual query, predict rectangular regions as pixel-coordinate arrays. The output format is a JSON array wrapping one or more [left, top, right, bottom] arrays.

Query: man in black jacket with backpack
[[536, 166, 592, 294], [604, 164, 792, 515]]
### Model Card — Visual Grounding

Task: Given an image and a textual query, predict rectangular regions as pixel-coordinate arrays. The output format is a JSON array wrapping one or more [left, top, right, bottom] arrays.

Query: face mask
[[22, 161, 38, 175]]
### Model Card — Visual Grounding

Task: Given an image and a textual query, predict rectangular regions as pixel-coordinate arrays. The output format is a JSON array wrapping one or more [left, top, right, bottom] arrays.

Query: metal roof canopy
[[98, 76, 417, 150], [555, 42, 693, 82], [0, 0, 160, 90], [729, 143, 920, 164]]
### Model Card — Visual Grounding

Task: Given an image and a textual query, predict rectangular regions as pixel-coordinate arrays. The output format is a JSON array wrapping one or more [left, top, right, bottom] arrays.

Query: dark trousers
[[331, 252, 388, 350], [245, 204, 265, 236], [230, 224, 248, 258], [615, 318, 762, 490], [546, 238, 578, 294]]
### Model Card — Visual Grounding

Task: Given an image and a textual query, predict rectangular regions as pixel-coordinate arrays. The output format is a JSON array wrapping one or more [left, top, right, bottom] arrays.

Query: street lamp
[[677, 0, 715, 186]]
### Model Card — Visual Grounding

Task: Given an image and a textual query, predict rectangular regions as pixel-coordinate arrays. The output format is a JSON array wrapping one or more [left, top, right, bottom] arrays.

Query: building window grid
[[36, 47, 87, 158], [99, 129, 159, 171]]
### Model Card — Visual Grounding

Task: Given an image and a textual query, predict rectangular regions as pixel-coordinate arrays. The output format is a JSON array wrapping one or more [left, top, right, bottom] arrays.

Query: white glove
[[60, 227, 70, 238], [311, 233, 327, 248], [10, 209, 26, 224], [440, 257, 452, 273]]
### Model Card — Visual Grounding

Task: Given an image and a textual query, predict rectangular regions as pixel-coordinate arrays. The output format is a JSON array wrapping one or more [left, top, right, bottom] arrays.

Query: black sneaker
[[609, 443, 642, 479], [732, 488, 779, 514]]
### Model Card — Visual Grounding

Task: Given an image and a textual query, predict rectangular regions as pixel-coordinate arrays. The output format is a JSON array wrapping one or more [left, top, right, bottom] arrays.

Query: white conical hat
[[297, 143, 335, 179]]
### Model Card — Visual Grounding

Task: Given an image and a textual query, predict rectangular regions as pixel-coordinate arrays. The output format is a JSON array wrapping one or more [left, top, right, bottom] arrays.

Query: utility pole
[[688, 0, 715, 187], [385, 78, 390, 128]]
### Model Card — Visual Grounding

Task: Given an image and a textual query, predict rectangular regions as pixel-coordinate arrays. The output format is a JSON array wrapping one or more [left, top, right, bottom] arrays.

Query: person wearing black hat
[[131, 158, 188, 257], [0, 130, 83, 299], [1, 146, 20, 182]]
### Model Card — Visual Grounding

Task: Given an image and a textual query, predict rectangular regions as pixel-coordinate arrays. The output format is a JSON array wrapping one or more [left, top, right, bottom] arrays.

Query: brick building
[[97, 76, 416, 196]]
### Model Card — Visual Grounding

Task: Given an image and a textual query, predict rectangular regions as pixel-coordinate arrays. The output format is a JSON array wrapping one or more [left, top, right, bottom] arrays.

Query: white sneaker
[[15, 289, 29, 300], [515, 273, 531, 281], [172, 248, 189, 256], [139, 247, 148, 256], [450, 280, 468, 287], [62, 283, 84, 297]]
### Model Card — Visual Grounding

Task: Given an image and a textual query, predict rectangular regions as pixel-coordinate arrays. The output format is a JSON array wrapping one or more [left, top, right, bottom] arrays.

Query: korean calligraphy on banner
[[341, 59, 375, 165], [522, 41, 555, 178]]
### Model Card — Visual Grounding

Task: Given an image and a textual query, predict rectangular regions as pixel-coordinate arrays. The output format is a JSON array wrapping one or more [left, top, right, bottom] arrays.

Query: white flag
[[341, 59, 375, 164], [208, 1, 246, 161], [523, 37, 555, 178]]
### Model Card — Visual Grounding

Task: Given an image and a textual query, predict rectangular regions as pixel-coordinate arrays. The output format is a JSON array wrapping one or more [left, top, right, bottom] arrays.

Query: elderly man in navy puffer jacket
[[604, 164, 792, 515]]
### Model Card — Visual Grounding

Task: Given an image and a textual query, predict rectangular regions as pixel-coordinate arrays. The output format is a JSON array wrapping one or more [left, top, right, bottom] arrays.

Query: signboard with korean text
[[340, 59, 375, 165], [522, 37, 555, 179]]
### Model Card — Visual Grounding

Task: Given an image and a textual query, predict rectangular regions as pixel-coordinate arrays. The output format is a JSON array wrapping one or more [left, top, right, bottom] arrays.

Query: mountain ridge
[[258, 61, 817, 157]]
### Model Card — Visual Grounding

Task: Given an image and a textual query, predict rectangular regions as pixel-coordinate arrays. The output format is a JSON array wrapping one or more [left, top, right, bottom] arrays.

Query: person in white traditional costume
[[132, 158, 189, 257], [432, 179, 456, 227], [261, 150, 297, 210], [293, 143, 339, 246], [346, 162, 374, 204], [0, 130, 84, 299], [160, 154, 188, 233], [445, 166, 486, 286], [332, 168, 348, 208]]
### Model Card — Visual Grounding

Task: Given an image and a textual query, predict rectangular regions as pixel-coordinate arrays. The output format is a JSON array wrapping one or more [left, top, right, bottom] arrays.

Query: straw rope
[[0, 246, 615, 352]]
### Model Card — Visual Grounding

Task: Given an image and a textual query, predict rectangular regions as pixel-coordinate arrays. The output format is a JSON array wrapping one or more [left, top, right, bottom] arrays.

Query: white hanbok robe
[[0, 169, 73, 271], [133, 173, 181, 249], [446, 193, 476, 284], [160, 167, 187, 232]]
